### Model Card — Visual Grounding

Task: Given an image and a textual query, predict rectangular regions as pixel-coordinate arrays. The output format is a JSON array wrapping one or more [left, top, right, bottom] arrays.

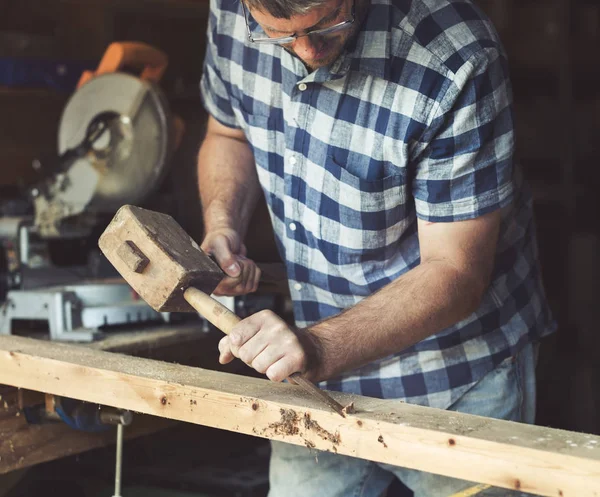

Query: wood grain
[[0, 326, 208, 474], [0, 335, 599, 496], [98, 205, 224, 312]]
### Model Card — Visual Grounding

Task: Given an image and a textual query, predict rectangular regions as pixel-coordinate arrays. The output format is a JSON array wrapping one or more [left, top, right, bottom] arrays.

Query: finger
[[228, 319, 262, 356], [251, 264, 262, 293], [213, 259, 259, 296], [233, 310, 283, 364], [266, 355, 304, 383], [250, 346, 285, 375], [245, 262, 261, 294], [238, 336, 269, 369], [241, 261, 257, 294], [235, 316, 279, 366], [213, 259, 252, 295], [218, 336, 235, 364], [212, 277, 245, 296], [232, 258, 259, 294], [209, 236, 241, 277]]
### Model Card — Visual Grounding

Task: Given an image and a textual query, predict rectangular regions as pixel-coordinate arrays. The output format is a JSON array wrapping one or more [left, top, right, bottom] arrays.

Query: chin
[[305, 46, 344, 70]]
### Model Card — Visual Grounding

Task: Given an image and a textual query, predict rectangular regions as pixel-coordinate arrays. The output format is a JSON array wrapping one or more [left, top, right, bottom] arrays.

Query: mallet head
[[99, 205, 224, 312]]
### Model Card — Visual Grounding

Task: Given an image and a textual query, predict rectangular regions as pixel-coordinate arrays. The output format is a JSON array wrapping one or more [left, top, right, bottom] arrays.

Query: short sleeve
[[412, 48, 515, 222], [199, 0, 241, 129]]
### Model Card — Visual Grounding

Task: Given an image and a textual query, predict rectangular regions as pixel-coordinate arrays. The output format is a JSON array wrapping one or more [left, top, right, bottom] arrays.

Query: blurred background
[[0, 0, 598, 496]]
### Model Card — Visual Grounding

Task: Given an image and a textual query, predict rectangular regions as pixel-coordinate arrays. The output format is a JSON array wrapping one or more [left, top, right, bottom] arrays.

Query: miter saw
[[33, 42, 179, 238], [0, 42, 184, 341]]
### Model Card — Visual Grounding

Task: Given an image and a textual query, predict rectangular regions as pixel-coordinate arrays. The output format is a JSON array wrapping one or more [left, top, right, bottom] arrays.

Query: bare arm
[[219, 210, 501, 382], [198, 116, 262, 294], [308, 210, 501, 380], [198, 116, 260, 237]]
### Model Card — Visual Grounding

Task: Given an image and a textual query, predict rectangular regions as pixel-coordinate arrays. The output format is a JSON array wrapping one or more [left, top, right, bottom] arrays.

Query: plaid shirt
[[200, 0, 555, 408]]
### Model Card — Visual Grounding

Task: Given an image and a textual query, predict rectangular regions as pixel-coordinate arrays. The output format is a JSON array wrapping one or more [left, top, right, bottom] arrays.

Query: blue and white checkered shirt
[[200, 0, 556, 409]]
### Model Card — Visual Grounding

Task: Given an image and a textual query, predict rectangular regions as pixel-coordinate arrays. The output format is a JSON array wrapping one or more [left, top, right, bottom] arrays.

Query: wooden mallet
[[98, 205, 346, 417]]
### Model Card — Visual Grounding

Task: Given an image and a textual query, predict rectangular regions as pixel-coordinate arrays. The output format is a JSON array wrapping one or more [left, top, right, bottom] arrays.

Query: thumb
[[208, 235, 241, 277]]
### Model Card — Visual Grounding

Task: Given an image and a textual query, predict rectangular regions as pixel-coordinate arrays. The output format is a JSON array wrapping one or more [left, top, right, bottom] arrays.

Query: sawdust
[[303, 413, 341, 445], [268, 408, 301, 436], [258, 409, 341, 453]]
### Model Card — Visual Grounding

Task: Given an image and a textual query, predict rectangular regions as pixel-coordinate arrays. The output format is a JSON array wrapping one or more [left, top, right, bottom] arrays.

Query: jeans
[[268, 343, 537, 497]]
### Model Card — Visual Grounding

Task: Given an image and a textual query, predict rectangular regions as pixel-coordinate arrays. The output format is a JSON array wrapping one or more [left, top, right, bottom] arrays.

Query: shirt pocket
[[316, 155, 409, 265]]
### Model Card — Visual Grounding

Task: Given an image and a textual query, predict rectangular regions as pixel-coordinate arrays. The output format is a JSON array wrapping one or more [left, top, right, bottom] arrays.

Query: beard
[[284, 19, 362, 71]]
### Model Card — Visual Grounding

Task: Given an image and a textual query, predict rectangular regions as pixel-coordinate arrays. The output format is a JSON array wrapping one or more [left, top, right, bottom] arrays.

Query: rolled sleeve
[[412, 48, 515, 222], [199, 2, 240, 129]]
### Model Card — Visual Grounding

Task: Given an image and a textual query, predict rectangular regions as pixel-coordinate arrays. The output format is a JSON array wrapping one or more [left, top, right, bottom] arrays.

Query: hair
[[243, 0, 329, 19]]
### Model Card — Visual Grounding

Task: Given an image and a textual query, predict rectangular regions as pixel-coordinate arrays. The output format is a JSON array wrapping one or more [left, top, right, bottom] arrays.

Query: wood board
[[0, 325, 210, 473], [0, 335, 599, 496]]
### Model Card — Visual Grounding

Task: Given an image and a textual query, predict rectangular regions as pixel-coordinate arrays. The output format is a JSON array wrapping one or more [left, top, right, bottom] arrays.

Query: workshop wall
[[1, 0, 599, 433], [477, 0, 600, 434]]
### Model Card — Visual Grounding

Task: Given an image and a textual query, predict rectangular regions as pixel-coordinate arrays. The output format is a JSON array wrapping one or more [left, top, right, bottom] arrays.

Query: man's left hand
[[218, 310, 314, 382]]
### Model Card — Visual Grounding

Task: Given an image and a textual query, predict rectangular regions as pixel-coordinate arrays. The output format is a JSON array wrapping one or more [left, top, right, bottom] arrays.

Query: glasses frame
[[242, 0, 355, 45]]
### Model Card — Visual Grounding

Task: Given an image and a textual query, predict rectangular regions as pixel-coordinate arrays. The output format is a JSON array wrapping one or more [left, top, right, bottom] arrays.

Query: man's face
[[249, 0, 358, 70]]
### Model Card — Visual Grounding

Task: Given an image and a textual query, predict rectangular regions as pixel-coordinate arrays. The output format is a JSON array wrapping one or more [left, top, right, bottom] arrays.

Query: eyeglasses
[[242, 0, 355, 45]]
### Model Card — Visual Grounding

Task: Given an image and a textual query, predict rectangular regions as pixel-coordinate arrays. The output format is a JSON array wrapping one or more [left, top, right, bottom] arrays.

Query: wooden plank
[[89, 324, 209, 354], [0, 336, 599, 496], [0, 326, 209, 473]]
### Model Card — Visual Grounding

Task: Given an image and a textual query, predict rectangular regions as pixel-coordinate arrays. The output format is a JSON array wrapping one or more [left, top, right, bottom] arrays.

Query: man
[[197, 0, 555, 494]]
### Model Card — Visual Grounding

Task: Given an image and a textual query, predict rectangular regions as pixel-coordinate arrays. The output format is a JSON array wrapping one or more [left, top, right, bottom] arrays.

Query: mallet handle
[[183, 287, 240, 334], [182, 287, 346, 417]]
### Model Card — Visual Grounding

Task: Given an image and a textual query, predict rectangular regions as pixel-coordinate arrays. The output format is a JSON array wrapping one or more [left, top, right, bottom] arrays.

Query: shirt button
[[294, 283, 303, 291], [298, 83, 307, 91], [289, 222, 297, 232], [289, 156, 297, 165]]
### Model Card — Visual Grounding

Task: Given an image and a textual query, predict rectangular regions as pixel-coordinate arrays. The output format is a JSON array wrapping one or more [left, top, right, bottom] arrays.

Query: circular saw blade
[[58, 73, 173, 212]]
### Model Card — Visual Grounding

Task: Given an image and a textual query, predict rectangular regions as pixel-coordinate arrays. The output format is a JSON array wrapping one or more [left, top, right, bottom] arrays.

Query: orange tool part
[[77, 42, 168, 88]]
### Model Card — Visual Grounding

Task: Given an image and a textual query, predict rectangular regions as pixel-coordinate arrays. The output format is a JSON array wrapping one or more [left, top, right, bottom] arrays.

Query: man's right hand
[[201, 228, 261, 296]]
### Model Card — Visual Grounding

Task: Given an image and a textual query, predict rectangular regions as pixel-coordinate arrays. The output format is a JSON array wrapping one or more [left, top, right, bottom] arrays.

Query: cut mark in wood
[[342, 402, 356, 415], [268, 408, 300, 436], [303, 413, 340, 445]]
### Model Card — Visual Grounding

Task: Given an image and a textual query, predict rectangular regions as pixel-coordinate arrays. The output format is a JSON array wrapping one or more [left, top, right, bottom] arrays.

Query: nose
[[292, 35, 323, 61]]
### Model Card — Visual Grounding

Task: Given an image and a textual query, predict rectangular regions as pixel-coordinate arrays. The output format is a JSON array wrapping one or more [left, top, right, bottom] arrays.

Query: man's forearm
[[309, 260, 486, 381], [197, 122, 260, 237]]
